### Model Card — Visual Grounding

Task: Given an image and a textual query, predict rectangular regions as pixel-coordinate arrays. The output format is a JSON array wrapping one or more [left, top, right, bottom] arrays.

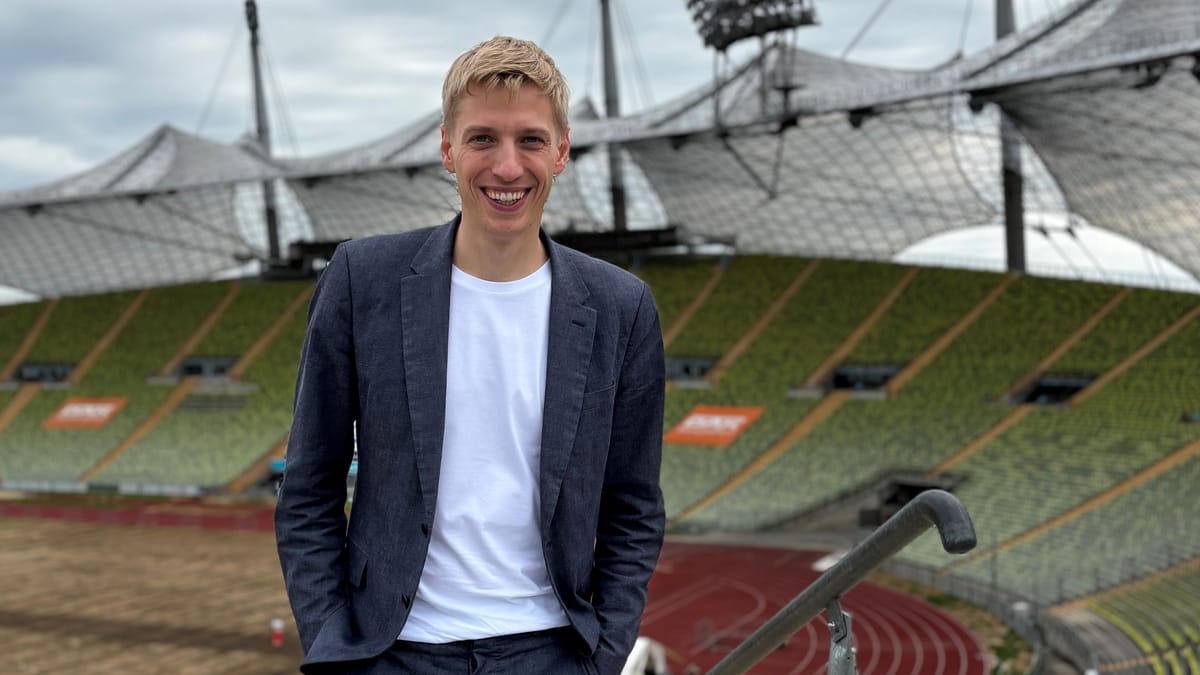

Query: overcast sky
[[0, 0, 1075, 192]]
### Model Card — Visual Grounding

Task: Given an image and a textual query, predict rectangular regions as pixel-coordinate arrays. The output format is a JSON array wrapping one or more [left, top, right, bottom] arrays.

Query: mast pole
[[997, 0, 1025, 272], [600, 0, 628, 232], [246, 0, 282, 264]]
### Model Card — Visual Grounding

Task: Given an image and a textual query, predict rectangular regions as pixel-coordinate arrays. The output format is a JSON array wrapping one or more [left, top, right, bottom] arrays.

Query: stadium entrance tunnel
[[178, 356, 238, 378], [829, 363, 901, 395], [12, 362, 74, 384], [788, 363, 903, 400], [666, 356, 718, 388], [859, 473, 963, 528], [1014, 373, 1096, 406]]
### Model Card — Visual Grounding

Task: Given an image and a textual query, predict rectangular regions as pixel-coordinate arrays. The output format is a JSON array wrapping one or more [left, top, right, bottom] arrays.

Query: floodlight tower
[[686, 0, 818, 124], [687, 0, 817, 52], [246, 0, 282, 265]]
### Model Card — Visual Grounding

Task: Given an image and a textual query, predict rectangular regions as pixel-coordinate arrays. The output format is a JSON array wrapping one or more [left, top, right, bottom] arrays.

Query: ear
[[554, 127, 570, 175], [440, 124, 455, 174]]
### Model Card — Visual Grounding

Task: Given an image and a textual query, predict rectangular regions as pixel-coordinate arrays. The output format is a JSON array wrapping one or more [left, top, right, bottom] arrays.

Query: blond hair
[[442, 36, 570, 135]]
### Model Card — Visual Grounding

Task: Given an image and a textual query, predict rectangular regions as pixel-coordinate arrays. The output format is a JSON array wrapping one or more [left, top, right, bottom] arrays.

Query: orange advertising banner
[[663, 405, 765, 447], [43, 397, 127, 429]]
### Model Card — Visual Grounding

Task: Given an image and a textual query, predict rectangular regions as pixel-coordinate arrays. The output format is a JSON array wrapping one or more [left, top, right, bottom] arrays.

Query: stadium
[[1, 0, 1199, 673]]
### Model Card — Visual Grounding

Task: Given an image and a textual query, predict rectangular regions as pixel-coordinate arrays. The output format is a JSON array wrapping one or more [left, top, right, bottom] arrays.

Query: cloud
[[0, 136, 95, 190]]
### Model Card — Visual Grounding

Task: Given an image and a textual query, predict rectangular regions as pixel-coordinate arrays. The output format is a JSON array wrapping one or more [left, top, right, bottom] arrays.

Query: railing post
[[826, 599, 857, 675]]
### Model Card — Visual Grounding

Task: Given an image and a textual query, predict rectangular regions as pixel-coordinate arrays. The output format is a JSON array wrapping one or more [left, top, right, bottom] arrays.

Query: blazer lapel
[[401, 219, 456, 519], [539, 237, 597, 532]]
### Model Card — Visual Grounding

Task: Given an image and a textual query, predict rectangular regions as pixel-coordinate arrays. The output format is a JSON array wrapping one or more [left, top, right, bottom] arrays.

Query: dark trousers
[[313, 627, 598, 674]]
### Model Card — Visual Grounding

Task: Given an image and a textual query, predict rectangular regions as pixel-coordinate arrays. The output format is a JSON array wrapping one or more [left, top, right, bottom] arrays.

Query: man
[[276, 36, 666, 675]]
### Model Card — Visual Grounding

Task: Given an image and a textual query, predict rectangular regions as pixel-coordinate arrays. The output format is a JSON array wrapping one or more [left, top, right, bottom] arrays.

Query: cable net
[[1, 0, 1198, 297]]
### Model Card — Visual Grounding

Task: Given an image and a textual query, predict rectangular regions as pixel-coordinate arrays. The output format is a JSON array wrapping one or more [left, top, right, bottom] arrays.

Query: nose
[[492, 140, 523, 182]]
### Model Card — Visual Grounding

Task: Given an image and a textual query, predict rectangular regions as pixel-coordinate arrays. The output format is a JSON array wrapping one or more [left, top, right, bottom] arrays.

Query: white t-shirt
[[399, 260, 569, 642]]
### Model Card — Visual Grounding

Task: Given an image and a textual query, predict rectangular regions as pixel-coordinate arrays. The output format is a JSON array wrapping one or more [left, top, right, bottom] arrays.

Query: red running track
[[0, 498, 275, 531], [643, 542, 990, 675]]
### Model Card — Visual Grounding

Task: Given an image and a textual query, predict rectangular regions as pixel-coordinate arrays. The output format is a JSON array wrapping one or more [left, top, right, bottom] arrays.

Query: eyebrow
[[461, 125, 552, 138]]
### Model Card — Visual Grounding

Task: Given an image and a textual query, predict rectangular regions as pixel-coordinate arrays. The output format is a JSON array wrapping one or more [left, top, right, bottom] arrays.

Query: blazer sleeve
[[590, 282, 667, 675], [275, 244, 358, 653]]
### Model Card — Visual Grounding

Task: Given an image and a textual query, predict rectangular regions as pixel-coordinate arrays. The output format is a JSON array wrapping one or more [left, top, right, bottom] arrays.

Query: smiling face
[[441, 81, 570, 247]]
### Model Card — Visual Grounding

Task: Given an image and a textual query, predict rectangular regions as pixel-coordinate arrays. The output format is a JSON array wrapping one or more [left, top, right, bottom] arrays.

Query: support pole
[[826, 600, 857, 675], [246, 0, 281, 263], [997, 0, 1025, 272], [600, 0, 628, 232]]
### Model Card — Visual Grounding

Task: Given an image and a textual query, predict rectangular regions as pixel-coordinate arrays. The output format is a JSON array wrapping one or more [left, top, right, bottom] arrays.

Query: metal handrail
[[706, 489, 977, 675]]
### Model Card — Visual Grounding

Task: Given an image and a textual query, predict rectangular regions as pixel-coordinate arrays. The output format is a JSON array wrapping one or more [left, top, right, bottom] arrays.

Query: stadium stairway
[[883, 271, 1017, 396], [958, 435, 1200, 568], [1052, 560, 1200, 675], [79, 377, 201, 482], [1053, 607, 1155, 674], [67, 289, 150, 386], [999, 286, 1132, 402], [897, 288, 1200, 575], [0, 290, 146, 482], [1072, 301, 1200, 408], [155, 281, 240, 377], [657, 255, 822, 517], [224, 432, 290, 493], [670, 265, 1013, 531], [705, 259, 822, 386], [931, 284, 1131, 475], [0, 298, 59, 381], [797, 266, 919, 390], [88, 281, 314, 485], [0, 299, 60, 437], [0, 384, 39, 438], [934, 314, 1200, 576], [668, 390, 850, 526], [70, 282, 240, 484], [656, 261, 724, 349]]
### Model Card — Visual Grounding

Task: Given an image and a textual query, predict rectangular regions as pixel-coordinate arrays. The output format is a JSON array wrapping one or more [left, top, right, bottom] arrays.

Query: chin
[[487, 221, 537, 238], [480, 211, 539, 235]]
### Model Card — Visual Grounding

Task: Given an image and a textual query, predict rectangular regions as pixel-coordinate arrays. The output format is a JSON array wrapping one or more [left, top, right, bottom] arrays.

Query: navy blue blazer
[[275, 217, 666, 674]]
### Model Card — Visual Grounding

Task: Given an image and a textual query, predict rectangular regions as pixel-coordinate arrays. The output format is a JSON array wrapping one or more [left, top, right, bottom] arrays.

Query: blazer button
[[402, 594, 412, 608], [421, 523, 430, 536]]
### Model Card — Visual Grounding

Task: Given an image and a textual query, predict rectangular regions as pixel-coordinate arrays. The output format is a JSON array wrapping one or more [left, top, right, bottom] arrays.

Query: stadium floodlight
[[686, 0, 818, 51]]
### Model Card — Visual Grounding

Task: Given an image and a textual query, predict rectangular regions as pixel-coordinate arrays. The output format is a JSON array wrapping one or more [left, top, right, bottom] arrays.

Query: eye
[[522, 136, 547, 146], [468, 134, 493, 144]]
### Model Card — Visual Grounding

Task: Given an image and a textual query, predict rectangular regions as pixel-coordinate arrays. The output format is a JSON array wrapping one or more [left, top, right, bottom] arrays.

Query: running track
[[644, 543, 990, 675]]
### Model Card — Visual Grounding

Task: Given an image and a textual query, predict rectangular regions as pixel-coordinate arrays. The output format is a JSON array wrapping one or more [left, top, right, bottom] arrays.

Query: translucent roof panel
[[992, 64, 1200, 279], [285, 168, 461, 242], [284, 160, 620, 241], [0, 184, 256, 297], [626, 97, 999, 258]]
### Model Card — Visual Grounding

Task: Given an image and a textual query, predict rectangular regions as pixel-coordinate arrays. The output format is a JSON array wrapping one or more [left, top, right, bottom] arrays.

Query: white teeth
[[485, 189, 525, 205]]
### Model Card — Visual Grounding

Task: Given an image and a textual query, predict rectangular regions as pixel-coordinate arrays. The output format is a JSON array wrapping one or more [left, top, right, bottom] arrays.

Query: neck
[[452, 221, 547, 282]]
